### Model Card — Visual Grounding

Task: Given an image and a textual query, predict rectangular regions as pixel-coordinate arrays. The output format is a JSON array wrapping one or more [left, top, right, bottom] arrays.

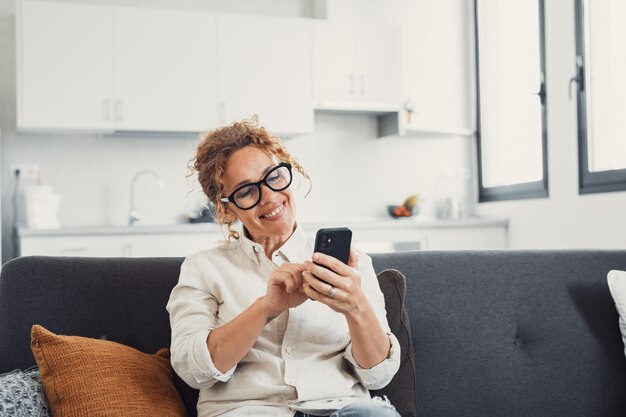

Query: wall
[[475, 0, 626, 249], [0, 0, 473, 262]]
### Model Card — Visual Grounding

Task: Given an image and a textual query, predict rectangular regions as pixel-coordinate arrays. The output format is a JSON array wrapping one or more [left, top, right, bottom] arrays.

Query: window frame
[[574, 0, 626, 195], [474, 0, 549, 203]]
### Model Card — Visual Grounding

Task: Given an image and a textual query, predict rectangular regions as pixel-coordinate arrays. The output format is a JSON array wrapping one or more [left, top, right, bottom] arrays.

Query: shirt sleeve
[[166, 255, 236, 389], [342, 251, 401, 390]]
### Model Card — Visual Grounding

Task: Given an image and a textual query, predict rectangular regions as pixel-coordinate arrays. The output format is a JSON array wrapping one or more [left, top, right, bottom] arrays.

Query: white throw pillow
[[607, 270, 626, 357]]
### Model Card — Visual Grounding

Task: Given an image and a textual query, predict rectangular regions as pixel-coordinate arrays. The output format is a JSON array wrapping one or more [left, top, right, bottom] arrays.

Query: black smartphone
[[314, 227, 353, 266]]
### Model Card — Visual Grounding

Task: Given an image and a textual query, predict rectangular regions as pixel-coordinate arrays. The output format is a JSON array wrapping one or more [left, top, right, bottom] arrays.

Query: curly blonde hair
[[190, 117, 310, 239]]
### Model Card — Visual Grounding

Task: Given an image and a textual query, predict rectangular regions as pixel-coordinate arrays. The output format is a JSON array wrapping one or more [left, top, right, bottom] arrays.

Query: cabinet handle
[[115, 99, 124, 121], [360, 74, 365, 95], [102, 99, 111, 121], [349, 74, 355, 95]]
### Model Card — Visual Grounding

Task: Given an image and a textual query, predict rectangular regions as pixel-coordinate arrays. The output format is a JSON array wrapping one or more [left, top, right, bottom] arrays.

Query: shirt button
[[253, 246, 259, 253], [285, 347, 292, 354]]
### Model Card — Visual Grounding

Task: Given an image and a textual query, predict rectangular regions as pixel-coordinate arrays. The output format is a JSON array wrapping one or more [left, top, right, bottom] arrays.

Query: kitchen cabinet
[[216, 14, 313, 136], [123, 233, 224, 257], [18, 218, 508, 258], [312, 21, 402, 107], [18, 226, 227, 257], [113, 7, 218, 132], [19, 235, 127, 257], [303, 218, 508, 253], [17, 1, 312, 134], [17, 1, 218, 133], [400, 0, 473, 136], [17, 1, 114, 130]]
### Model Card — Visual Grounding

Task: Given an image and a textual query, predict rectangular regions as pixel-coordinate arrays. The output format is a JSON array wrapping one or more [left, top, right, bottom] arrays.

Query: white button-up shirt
[[166, 225, 400, 417]]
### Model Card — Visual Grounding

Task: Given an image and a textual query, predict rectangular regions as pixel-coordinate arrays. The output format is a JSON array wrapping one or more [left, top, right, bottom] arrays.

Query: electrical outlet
[[11, 164, 40, 181]]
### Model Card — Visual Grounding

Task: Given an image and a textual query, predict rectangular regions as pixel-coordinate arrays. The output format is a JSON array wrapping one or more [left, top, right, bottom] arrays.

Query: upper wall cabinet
[[113, 7, 218, 132], [216, 15, 313, 136], [16, 1, 313, 135], [312, 21, 402, 109], [401, 0, 473, 135], [17, 1, 115, 130], [17, 1, 218, 133]]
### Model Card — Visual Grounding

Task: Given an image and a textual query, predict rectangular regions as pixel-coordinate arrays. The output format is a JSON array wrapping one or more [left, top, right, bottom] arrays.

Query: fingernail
[[312, 253, 319, 261]]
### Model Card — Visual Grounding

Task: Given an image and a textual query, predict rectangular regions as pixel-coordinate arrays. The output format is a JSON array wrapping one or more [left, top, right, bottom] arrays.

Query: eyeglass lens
[[232, 164, 292, 209]]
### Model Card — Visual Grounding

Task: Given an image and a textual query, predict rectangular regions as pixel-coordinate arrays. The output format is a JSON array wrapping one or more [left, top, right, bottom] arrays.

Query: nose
[[259, 183, 279, 205]]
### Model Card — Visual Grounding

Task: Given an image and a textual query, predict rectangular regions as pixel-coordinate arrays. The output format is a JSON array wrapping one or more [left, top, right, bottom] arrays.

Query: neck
[[244, 223, 297, 258]]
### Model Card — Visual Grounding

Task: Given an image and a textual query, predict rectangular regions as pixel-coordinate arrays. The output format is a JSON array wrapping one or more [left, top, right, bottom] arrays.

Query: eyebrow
[[232, 164, 275, 190]]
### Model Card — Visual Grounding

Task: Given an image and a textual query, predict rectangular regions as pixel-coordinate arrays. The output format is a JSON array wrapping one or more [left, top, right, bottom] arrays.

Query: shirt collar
[[273, 223, 311, 264], [237, 223, 312, 265]]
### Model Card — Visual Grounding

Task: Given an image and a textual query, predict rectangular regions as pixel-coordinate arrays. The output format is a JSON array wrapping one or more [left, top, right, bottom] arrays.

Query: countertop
[[18, 216, 508, 238]]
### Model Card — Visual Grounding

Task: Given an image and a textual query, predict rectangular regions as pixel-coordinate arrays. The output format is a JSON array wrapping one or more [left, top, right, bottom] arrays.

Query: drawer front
[[20, 236, 126, 257]]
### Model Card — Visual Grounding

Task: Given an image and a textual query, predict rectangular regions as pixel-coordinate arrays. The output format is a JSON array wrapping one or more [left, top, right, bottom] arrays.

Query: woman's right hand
[[260, 263, 308, 318]]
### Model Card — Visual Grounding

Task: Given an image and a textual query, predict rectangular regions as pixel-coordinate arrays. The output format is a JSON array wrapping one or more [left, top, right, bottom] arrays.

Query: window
[[574, 0, 626, 194], [474, 0, 548, 202]]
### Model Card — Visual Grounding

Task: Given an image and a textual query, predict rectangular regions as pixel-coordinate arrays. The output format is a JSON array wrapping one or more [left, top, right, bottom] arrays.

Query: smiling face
[[221, 146, 297, 249]]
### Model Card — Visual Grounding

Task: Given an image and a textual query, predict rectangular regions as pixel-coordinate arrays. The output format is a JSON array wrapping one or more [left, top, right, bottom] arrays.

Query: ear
[[223, 206, 238, 223]]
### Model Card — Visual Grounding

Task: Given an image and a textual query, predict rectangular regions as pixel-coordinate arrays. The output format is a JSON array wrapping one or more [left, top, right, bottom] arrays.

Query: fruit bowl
[[387, 204, 420, 219]]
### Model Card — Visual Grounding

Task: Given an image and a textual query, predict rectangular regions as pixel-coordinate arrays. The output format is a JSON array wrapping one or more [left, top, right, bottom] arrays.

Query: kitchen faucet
[[129, 170, 165, 226]]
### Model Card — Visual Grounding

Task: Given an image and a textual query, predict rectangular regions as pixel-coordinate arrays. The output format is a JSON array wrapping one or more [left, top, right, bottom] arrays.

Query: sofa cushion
[[30, 325, 187, 417], [370, 269, 416, 417], [607, 270, 626, 357], [0, 367, 50, 417]]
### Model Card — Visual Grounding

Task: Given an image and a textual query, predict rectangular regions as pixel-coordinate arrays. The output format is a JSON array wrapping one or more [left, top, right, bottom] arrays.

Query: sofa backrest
[[3, 250, 626, 417], [0, 255, 415, 417], [371, 250, 626, 417]]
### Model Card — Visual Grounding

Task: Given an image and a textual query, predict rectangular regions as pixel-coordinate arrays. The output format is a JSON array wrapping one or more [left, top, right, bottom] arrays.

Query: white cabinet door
[[113, 7, 219, 132], [356, 24, 402, 104], [18, 0, 114, 130], [19, 236, 126, 257], [217, 15, 313, 135], [424, 227, 508, 250], [124, 233, 224, 257], [402, 0, 472, 132], [312, 21, 356, 102], [312, 21, 402, 105]]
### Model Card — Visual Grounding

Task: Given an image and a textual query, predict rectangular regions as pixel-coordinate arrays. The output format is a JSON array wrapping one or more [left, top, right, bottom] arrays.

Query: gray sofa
[[1, 250, 626, 417]]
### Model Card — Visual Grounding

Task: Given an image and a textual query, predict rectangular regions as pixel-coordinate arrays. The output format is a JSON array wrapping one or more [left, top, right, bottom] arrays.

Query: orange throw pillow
[[30, 324, 187, 417]]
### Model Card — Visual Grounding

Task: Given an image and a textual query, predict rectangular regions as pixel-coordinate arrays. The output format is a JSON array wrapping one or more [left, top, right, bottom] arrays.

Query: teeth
[[263, 204, 283, 218]]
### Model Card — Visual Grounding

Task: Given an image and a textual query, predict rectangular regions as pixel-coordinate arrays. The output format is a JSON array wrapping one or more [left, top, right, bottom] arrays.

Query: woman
[[167, 119, 401, 417]]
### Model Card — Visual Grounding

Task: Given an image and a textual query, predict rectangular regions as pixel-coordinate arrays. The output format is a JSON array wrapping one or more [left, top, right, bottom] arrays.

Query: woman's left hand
[[302, 248, 367, 317]]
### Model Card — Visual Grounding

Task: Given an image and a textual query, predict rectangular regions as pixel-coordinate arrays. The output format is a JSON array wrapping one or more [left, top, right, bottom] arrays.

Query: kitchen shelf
[[402, 125, 475, 138], [313, 102, 403, 138], [313, 101, 402, 114]]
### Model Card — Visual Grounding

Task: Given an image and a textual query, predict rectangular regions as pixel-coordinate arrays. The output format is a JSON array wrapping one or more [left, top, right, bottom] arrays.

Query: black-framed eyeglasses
[[220, 162, 293, 210]]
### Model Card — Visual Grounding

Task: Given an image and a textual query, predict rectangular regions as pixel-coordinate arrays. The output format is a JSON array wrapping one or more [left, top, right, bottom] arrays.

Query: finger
[[292, 269, 304, 289], [283, 273, 297, 293], [348, 248, 359, 269], [270, 271, 296, 293], [303, 262, 343, 289], [303, 274, 342, 304], [303, 278, 335, 302], [281, 265, 304, 291], [303, 281, 320, 301], [302, 270, 334, 296], [312, 252, 352, 276]]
